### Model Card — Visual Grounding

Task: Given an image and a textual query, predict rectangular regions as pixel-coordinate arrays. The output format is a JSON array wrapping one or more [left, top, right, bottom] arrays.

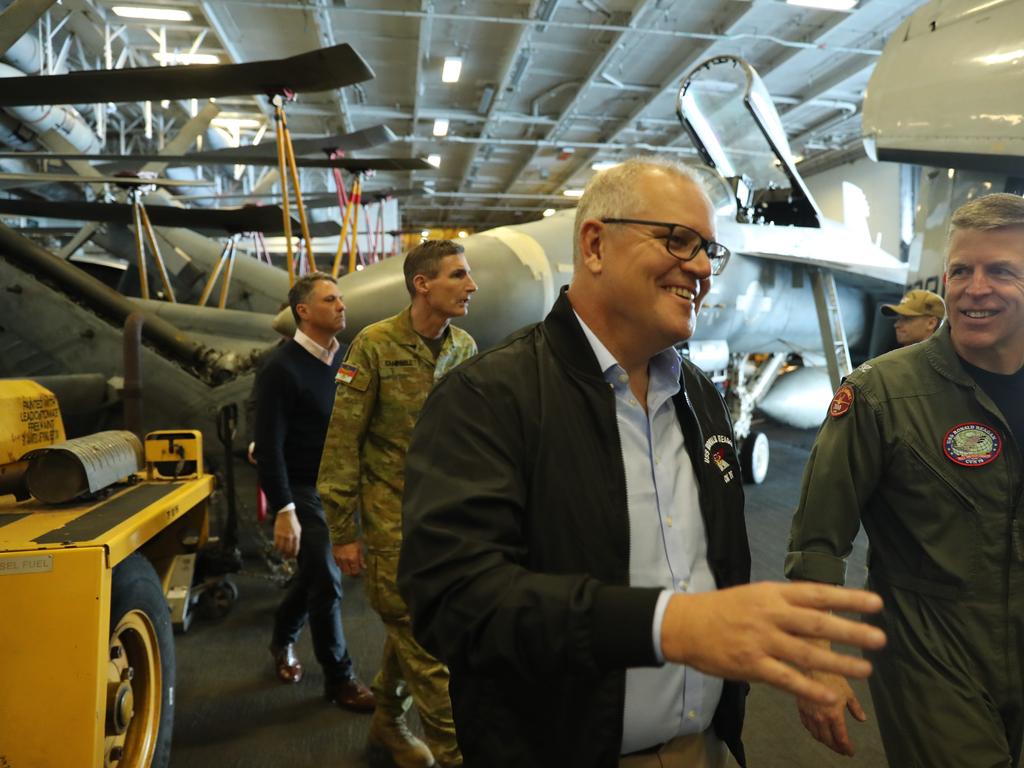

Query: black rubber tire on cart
[[106, 553, 175, 768]]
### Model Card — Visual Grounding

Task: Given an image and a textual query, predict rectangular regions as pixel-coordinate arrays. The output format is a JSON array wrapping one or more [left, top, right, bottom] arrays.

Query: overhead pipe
[[0, 219, 247, 382], [0, 62, 101, 154], [123, 312, 144, 441], [213, 1, 884, 57]]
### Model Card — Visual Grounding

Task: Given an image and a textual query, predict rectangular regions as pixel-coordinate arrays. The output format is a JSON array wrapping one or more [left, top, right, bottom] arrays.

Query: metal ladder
[[810, 267, 852, 391]]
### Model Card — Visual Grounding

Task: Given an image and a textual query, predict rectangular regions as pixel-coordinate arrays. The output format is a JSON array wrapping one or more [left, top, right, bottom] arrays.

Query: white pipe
[[2, 33, 46, 74], [0, 63, 101, 154]]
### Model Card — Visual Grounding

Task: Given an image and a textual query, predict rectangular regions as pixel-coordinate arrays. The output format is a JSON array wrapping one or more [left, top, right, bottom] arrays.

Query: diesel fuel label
[[0, 555, 54, 576]]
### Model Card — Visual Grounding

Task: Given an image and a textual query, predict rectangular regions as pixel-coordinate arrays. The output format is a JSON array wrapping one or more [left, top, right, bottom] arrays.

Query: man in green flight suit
[[318, 239, 477, 768], [787, 192, 1024, 767]]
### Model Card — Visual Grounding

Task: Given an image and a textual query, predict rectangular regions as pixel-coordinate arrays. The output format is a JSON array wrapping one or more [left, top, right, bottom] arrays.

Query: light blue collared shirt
[[575, 313, 721, 754]]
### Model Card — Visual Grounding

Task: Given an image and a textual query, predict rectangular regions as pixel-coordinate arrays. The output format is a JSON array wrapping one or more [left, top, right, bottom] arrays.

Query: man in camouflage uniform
[[787, 193, 1024, 767], [318, 239, 477, 768]]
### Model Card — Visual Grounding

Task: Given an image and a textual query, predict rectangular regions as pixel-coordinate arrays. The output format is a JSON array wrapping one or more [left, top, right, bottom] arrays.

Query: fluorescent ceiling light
[[786, 0, 857, 10], [543, 208, 556, 217], [427, 154, 442, 168], [432, 118, 449, 137], [442, 56, 463, 83], [113, 5, 192, 22], [152, 52, 220, 66], [562, 189, 584, 198], [591, 161, 619, 171]]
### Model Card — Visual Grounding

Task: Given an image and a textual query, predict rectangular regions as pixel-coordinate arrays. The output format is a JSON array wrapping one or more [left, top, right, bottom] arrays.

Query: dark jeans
[[271, 485, 354, 685]]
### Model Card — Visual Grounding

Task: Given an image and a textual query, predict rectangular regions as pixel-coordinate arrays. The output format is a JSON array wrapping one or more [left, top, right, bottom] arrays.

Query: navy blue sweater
[[253, 339, 341, 511]]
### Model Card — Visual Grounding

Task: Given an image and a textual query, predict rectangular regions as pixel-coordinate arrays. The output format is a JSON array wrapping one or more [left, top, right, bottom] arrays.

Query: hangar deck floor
[[170, 423, 884, 768]]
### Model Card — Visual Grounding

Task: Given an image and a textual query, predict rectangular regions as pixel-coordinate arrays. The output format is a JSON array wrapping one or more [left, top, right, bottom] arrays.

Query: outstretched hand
[[660, 582, 885, 705], [797, 668, 866, 756]]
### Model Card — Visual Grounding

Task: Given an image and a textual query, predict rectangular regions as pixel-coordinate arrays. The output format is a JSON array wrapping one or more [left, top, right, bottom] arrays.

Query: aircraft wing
[[730, 221, 908, 288]]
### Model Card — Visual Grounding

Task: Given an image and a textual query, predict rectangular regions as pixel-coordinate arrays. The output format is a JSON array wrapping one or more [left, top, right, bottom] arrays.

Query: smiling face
[[589, 170, 715, 355], [418, 253, 478, 320], [945, 226, 1024, 372]]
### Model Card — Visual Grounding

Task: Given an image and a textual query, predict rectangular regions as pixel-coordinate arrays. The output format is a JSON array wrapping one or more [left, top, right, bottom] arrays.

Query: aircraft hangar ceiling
[[0, 0, 929, 232]]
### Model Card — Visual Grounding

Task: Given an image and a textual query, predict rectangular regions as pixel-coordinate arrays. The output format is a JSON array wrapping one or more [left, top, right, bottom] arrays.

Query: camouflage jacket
[[318, 307, 477, 552]]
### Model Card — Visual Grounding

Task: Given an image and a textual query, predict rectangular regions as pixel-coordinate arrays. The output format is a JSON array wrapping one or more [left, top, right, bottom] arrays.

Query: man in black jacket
[[254, 272, 374, 712], [398, 158, 887, 767]]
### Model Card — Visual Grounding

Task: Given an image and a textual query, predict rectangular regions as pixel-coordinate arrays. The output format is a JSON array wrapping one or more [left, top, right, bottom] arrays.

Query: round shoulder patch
[[829, 384, 855, 418], [944, 423, 1003, 467]]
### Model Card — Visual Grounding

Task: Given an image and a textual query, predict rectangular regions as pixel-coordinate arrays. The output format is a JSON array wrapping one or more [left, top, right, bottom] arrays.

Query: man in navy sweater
[[254, 271, 374, 712]]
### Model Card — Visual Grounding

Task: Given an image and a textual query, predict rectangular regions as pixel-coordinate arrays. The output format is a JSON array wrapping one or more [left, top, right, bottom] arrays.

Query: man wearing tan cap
[[880, 288, 945, 346]]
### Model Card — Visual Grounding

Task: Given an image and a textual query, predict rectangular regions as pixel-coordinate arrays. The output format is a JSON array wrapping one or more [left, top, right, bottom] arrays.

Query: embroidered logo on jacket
[[703, 435, 735, 484], [829, 385, 854, 418], [944, 423, 1002, 467], [335, 363, 359, 384]]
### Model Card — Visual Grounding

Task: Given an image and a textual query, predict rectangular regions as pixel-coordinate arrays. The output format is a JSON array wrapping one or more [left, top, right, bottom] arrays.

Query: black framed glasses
[[601, 218, 731, 275]]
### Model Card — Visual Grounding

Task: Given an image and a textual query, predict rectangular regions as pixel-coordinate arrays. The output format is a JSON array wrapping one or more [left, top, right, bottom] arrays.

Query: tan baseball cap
[[881, 289, 946, 319]]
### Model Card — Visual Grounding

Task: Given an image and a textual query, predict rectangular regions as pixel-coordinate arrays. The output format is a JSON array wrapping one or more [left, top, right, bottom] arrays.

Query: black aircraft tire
[[107, 554, 176, 768], [740, 431, 770, 485]]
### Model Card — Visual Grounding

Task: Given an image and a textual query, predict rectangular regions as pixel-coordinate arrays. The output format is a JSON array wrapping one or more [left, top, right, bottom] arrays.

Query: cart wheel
[[740, 431, 770, 485], [105, 554, 175, 768], [196, 578, 239, 620]]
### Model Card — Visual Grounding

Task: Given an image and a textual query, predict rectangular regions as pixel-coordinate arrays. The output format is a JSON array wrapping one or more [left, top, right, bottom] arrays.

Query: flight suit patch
[[829, 384, 854, 417], [944, 423, 1002, 467]]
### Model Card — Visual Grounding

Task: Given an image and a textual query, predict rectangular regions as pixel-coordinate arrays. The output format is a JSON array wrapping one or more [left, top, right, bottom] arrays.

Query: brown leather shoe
[[269, 643, 303, 684], [324, 677, 375, 713]]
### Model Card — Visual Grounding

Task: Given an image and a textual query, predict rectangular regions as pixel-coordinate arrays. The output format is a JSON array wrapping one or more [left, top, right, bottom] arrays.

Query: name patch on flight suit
[[829, 385, 854, 418], [384, 359, 414, 367], [944, 422, 1002, 467]]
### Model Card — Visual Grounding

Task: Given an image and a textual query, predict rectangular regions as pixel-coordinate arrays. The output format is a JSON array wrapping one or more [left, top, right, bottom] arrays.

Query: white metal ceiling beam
[[312, 0, 354, 134], [211, 1, 883, 56], [409, 1, 433, 182], [453, 0, 562, 204], [496, 0, 668, 200]]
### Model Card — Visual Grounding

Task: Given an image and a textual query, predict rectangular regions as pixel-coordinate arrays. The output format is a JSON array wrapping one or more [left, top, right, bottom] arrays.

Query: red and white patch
[[335, 363, 359, 384], [944, 422, 1002, 467], [829, 384, 854, 418]]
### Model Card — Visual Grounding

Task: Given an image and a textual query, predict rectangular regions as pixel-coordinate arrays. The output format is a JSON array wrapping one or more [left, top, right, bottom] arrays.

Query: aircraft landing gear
[[740, 431, 770, 485]]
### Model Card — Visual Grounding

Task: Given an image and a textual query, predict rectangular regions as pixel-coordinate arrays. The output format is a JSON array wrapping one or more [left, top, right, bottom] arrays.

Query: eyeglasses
[[600, 218, 731, 275]]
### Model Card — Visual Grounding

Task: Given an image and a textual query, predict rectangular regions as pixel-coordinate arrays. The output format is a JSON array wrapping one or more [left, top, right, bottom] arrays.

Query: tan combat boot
[[368, 710, 436, 768]]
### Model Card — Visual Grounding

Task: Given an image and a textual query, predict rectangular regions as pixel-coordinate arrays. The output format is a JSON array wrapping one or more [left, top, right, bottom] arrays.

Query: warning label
[[1, 381, 66, 464]]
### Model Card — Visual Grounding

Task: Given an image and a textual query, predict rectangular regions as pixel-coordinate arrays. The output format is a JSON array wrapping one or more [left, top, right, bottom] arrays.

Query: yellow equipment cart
[[0, 380, 215, 768]]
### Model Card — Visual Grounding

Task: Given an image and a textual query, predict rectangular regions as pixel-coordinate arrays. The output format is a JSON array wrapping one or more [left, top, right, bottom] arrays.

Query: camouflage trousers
[[366, 550, 462, 768]]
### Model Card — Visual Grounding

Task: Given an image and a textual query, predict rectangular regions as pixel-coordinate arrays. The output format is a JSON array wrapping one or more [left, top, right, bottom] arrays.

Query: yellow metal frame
[[0, 458, 213, 766]]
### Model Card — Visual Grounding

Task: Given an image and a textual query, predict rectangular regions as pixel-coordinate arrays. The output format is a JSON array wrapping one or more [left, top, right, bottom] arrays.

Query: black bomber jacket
[[399, 289, 751, 768]]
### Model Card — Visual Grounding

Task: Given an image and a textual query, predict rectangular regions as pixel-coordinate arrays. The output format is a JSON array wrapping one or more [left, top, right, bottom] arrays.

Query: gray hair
[[573, 157, 706, 265], [949, 193, 1024, 235], [288, 271, 336, 324]]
